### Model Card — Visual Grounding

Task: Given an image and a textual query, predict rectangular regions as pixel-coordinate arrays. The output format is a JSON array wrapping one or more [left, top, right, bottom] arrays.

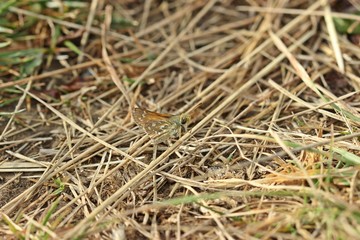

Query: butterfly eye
[[180, 116, 188, 125]]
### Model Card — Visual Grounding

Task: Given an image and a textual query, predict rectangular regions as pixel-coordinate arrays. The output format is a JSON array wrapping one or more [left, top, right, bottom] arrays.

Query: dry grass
[[1, 0, 360, 239]]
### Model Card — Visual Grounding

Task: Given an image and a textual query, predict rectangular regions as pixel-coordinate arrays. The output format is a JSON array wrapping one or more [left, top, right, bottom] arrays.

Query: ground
[[1, 1, 360, 239]]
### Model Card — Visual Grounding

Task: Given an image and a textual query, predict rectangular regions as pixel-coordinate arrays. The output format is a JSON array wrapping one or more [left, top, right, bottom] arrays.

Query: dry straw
[[1, 1, 360, 239]]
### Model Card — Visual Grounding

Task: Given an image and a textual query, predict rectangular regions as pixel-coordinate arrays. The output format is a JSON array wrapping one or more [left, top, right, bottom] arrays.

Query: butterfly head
[[171, 113, 190, 133], [171, 113, 189, 125], [181, 113, 191, 126]]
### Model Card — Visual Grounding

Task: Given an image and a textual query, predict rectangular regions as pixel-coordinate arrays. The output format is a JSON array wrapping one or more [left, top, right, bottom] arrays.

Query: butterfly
[[132, 108, 190, 143]]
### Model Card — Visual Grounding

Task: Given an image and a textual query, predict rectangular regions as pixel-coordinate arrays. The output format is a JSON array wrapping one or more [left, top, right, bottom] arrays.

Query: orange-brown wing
[[133, 108, 172, 125], [144, 111, 172, 119]]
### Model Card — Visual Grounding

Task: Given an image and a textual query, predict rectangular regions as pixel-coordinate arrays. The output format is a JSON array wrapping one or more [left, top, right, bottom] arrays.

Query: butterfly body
[[132, 108, 190, 143]]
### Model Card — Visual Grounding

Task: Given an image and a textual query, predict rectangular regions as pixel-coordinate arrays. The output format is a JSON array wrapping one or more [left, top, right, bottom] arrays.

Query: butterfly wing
[[133, 108, 172, 124], [133, 108, 175, 142]]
